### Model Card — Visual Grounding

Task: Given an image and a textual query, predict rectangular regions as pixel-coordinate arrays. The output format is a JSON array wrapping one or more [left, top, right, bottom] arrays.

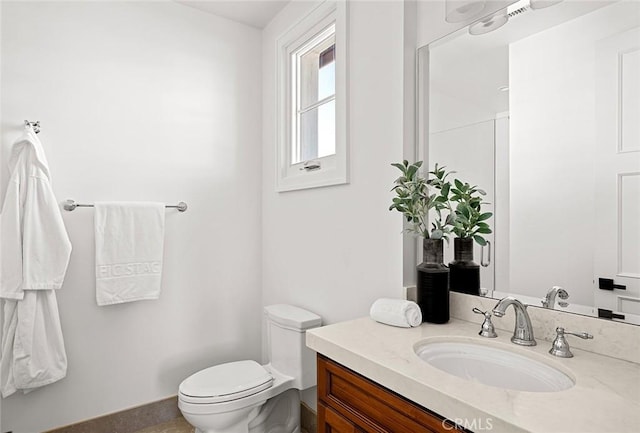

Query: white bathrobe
[[0, 126, 72, 397]]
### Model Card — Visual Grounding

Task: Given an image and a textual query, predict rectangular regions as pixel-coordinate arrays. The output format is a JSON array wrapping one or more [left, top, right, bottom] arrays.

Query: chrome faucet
[[541, 286, 569, 309], [492, 297, 536, 346]]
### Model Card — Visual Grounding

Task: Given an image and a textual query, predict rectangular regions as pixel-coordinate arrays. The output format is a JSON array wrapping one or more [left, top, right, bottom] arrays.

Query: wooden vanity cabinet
[[317, 354, 466, 433]]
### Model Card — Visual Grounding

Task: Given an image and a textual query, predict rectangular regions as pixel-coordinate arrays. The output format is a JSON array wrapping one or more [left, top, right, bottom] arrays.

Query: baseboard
[[301, 401, 317, 433], [44, 395, 316, 433], [43, 396, 181, 433]]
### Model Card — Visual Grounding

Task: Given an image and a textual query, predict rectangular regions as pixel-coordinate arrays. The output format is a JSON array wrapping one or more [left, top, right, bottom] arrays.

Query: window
[[276, 1, 348, 192], [293, 30, 335, 164]]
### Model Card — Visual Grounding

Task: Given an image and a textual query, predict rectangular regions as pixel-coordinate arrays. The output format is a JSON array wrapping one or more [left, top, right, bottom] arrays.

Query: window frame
[[276, 0, 349, 192]]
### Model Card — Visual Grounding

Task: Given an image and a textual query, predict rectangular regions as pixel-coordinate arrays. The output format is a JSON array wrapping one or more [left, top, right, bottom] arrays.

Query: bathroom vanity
[[317, 354, 464, 433], [307, 312, 640, 433]]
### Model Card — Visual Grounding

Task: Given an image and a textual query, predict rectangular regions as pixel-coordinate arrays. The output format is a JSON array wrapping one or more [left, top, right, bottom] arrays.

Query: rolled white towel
[[370, 298, 422, 328]]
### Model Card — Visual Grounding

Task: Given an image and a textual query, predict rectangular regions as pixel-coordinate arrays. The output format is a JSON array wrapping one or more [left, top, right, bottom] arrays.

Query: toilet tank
[[264, 304, 322, 390]]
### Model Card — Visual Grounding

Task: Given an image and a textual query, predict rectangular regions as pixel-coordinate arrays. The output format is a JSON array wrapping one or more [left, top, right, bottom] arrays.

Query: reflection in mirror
[[419, 0, 640, 325]]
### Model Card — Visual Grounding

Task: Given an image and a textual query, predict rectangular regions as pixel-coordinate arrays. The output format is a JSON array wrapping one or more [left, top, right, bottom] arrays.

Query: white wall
[[415, 0, 513, 296], [428, 34, 508, 134], [509, 21, 594, 305], [402, 0, 417, 287], [261, 0, 408, 405], [262, 0, 405, 328], [428, 120, 496, 291], [0, 2, 3, 429], [0, 2, 262, 432], [509, 1, 639, 306]]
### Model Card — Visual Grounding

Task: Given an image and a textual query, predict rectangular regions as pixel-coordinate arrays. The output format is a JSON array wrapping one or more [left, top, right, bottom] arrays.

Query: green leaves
[[473, 235, 488, 246], [390, 161, 452, 239], [390, 160, 431, 238], [390, 160, 492, 246], [450, 179, 493, 244]]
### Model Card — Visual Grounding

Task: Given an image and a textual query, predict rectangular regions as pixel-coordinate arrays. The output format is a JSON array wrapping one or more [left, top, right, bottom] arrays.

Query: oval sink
[[414, 340, 574, 392]]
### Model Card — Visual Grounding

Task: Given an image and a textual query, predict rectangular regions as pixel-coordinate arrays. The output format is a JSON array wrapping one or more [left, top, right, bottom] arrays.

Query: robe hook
[[24, 120, 41, 134]]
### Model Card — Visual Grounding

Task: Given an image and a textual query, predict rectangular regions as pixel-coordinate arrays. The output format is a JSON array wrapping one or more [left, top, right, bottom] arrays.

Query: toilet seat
[[179, 360, 274, 404]]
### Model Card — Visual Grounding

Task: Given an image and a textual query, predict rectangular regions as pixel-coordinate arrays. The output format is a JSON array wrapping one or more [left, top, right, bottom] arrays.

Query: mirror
[[419, 0, 640, 325]]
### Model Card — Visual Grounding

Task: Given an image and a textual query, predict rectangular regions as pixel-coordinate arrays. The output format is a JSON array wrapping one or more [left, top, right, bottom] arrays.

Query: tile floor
[[132, 417, 311, 433], [132, 417, 194, 433]]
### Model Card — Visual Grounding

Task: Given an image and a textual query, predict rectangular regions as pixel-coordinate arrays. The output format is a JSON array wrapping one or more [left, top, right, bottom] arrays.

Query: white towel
[[370, 298, 422, 328], [94, 202, 165, 306]]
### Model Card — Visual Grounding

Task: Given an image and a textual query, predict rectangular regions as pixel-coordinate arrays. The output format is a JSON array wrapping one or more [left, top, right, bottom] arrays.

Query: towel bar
[[63, 200, 188, 212]]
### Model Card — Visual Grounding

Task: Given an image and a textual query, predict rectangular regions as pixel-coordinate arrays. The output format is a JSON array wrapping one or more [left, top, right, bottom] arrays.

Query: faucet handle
[[564, 329, 593, 339], [472, 308, 498, 338], [549, 327, 594, 358]]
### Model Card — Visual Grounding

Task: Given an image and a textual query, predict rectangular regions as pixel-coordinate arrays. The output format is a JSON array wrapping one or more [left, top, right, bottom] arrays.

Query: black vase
[[449, 238, 480, 295], [416, 238, 449, 324]]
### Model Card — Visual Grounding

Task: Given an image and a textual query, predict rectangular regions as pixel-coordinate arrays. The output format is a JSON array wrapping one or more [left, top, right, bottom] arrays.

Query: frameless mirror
[[419, 0, 640, 325]]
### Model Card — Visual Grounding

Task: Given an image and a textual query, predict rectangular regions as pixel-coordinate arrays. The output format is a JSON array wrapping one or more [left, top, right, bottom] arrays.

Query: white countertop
[[306, 317, 640, 433]]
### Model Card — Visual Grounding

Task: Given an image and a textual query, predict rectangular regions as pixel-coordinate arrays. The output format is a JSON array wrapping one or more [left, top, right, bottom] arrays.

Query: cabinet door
[[318, 355, 466, 433], [318, 402, 357, 433]]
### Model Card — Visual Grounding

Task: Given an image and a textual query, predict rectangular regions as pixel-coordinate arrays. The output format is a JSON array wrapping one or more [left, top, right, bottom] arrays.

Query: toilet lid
[[179, 360, 273, 404]]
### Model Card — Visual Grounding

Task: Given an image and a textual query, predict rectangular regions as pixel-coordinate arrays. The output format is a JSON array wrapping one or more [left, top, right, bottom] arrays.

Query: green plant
[[427, 163, 456, 236], [449, 179, 493, 246], [389, 161, 453, 239]]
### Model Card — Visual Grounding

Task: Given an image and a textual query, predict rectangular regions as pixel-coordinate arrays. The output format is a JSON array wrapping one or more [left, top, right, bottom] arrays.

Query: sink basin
[[414, 339, 574, 392]]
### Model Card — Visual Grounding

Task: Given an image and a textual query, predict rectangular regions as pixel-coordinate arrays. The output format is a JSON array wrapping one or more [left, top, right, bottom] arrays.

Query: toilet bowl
[[178, 305, 322, 433]]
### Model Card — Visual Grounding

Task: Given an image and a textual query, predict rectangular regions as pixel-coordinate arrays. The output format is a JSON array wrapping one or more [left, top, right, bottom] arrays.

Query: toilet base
[[248, 389, 299, 433], [186, 389, 300, 433], [184, 405, 258, 433]]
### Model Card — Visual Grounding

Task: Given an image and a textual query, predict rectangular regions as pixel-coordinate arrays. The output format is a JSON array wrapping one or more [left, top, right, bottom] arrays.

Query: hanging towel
[[0, 125, 71, 397], [94, 202, 165, 306], [370, 298, 422, 328]]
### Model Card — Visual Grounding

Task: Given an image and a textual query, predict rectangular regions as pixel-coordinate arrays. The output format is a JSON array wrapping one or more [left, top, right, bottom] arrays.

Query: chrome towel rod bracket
[[63, 200, 188, 212]]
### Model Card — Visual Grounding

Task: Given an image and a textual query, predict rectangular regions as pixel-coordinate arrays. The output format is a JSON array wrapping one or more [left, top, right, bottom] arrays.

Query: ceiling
[[175, 0, 290, 29]]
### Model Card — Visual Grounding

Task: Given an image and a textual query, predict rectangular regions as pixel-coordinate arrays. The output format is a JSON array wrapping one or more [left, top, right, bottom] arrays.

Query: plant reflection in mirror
[[449, 178, 493, 246]]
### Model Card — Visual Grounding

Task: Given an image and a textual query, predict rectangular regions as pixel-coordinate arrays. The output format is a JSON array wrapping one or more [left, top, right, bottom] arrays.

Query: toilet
[[178, 304, 322, 433]]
